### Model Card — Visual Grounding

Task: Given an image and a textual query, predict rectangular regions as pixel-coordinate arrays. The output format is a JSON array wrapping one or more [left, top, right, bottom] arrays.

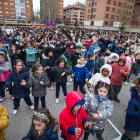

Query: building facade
[[40, 0, 63, 23], [0, 0, 32, 21], [63, 2, 85, 26], [84, 0, 135, 27]]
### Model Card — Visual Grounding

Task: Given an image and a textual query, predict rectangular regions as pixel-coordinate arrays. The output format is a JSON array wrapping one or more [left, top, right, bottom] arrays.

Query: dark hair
[[0, 41, 4, 44], [56, 39, 60, 42], [31, 108, 59, 138], [82, 44, 86, 47], [27, 40, 32, 46], [95, 81, 114, 100], [20, 41, 24, 45], [14, 59, 24, 66], [76, 46, 81, 49], [129, 51, 134, 56], [105, 48, 110, 51], [0, 52, 8, 62], [88, 53, 94, 59], [31, 64, 42, 75], [98, 52, 104, 57], [64, 49, 70, 55], [44, 47, 53, 57]]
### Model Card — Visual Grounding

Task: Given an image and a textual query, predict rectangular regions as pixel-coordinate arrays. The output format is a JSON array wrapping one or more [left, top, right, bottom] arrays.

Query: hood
[[108, 53, 119, 60], [69, 41, 75, 47], [118, 55, 126, 65], [130, 86, 140, 100], [42, 53, 50, 59], [89, 45, 95, 52], [31, 35, 35, 39], [13, 67, 27, 73], [66, 91, 85, 114], [100, 64, 112, 77]]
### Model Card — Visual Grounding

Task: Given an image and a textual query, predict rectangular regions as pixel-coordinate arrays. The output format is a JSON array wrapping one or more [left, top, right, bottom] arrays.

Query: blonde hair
[[132, 75, 140, 85]]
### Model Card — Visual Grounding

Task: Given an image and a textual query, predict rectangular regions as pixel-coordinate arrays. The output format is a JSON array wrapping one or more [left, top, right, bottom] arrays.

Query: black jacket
[[100, 38, 110, 51], [71, 51, 81, 68], [9, 51, 20, 67]]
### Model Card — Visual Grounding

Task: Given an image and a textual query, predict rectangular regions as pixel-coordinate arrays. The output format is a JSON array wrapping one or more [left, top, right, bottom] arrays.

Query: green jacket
[[61, 54, 70, 67]]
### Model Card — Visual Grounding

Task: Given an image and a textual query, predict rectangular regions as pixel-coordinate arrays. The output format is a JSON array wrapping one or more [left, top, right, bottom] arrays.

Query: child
[[85, 45, 95, 58], [26, 41, 40, 72], [121, 86, 140, 140], [93, 42, 100, 58], [0, 39, 7, 55], [9, 44, 20, 69], [61, 49, 70, 67], [115, 43, 124, 56], [4, 59, 34, 115], [45, 57, 71, 104], [0, 51, 10, 102], [108, 53, 119, 64], [59, 91, 92, 140], [130, 42, 137, 53], [20, 64, 50, 110], [104, 48, 111, 64], [86, 53, 95, 79], [0, 104, 9, 140], [81, 44, 87, 57], [108, 55, 130, 102], [94, 52, 104, 74], [88, 64, 112, 89], [23, 108, 59, 140], [83, 81, 114, 140], [67, 41, 76, 59], [43, 47, 55, 90], [72, 56, 89, 94]]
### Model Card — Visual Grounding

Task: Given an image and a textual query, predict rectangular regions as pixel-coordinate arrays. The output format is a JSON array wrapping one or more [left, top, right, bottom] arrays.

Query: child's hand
[[22, 48, 25, 51], [61, 72, 65, 76], [89, 71, 91, 74], [34, 51, 37, 54], [71, 74, 74, 77], [84, 122, 93, 128], [5, 88, 8, 93], [20, 80, 27, 86], [119, 70, 124, 74], [108, 58, 112, 64], [64, 45, 66, 48], [45, 66, 49, 70], [92, 113, 99, 119], [85, 78, 88, 82], [13, 50, 15, 53], [39, 81, 43, 85], [87, 82, 91, 87], [75, 128, 81, 137]]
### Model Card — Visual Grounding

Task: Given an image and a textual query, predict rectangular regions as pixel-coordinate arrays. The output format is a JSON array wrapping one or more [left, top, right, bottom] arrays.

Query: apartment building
[[84, 0, 135, 27], [0, 0, 33, 21], [63, 2, 85, 26], [40, 0, 63, 23]]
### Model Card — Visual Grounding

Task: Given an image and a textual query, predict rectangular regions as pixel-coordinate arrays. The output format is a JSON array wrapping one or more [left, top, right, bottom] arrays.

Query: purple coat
[[67, 42, 75, 59]]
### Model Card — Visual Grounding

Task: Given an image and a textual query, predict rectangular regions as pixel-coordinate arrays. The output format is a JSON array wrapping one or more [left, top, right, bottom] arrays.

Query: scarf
[[76, 63, 85, 68], [64, 53, 70, 59], [96, 94, 108, 102], [28, 47, 33, 50], [59, 65, 64, 68], [35, 73, 43, 81]]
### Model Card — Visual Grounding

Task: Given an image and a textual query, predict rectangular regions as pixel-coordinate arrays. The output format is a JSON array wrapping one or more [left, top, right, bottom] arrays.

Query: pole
[[2, 0, 5, 26]]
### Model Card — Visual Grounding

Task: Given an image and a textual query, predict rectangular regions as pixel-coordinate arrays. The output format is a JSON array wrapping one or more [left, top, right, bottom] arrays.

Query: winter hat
[[31, 35, 35, 39], [0, 39, 4, 43]]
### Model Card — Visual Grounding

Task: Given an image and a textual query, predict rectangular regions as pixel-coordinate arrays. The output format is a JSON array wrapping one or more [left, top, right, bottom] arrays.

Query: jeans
[[13, 96, 33, 110], [111, 84, 122, 98], [73, 80, 86, 94], [0, 82, 5, 98], [34, 96, 46, 110], [56, 82, 67, 98]]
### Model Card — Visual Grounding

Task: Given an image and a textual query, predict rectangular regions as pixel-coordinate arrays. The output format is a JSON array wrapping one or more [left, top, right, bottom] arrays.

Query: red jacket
[[59, 91, 88, 140], [110, 55, 130, 86], [85, 41, 92, 49]]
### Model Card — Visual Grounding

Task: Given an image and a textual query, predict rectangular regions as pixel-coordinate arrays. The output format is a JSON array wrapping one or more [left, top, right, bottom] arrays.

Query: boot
[[96, 134, 104, 140]]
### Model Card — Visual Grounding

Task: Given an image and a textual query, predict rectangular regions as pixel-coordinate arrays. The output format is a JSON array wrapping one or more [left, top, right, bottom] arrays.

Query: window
[[88, 9, 90, 13], [112, 8, 115, 12], [0, 2, 1, 4], [95, 2, 97, 5], [91, 21, 94, 25], [117, 9, 121, 13], [91, 8, 93, 13], [94, 8, 96, 12], [5, 7, 8, 9], [20, 0, 25, 3], [110, 22, 113, 25], [113, 1, 116, 5], [11, 16, 15, 18], [105, 14, 109, 18], [89, 3, 91, 7], [26, 1, 29, 3], [4, 2, 8, 5], [0, 15, 3, 18], [116, 16, 119, 20], [0, 7, 2, 9], [11, 12, 15, 14], [6, 12, 9, 14], [6, 16, 9, 18], [10, 3, 14, 6], [107, 0, 111, 4], [92, 2, 94, 7], [10, 0, 14, 1], [111, 15, 114, 19], [129, 12, 131, 15], [27, 17, 30, 19], [0, 11, 3, 13], [130, 6, 133, 9], [118, 2, 122, 7], [106, 7, 110, 11], [26, 5, 29, 7], [93, 14, 96, 18], [88, 15, 89, 19], [105, 21, 108, 25], [27, 9, 30, 11], [10, 8, 14, 10]]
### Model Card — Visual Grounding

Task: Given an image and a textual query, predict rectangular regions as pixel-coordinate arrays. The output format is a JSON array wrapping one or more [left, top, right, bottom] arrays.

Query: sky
[[33, 0, 85, 11]]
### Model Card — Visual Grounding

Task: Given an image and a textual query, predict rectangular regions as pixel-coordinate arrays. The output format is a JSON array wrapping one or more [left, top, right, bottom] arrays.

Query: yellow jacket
[[0, 104, 9, 140]]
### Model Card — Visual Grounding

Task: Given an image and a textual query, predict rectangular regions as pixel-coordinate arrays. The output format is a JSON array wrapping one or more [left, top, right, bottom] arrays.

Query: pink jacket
[[0, 61, 10, 82], [125, 56, 135, 71]]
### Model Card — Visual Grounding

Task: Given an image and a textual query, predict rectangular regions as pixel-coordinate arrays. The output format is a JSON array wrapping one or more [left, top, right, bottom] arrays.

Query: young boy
[[0, 39, 7, 55], [59, 91, 91, 140], [108, 55, 130, 102], [104, 48, 111, 64], [94, 52, 104, 74], [81, 44, 87, 57], [86, 53, 95, 79], [43, 47, 55, 90], [115, 43, 124, 56], [93, 42, 100, 58]]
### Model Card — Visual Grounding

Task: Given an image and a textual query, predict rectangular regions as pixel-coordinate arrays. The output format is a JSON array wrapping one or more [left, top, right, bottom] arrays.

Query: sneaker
[[66, 82, 70, 86], [123, 82, 127, 85], [0, 97, 5, 102], [29, 105, 34, 110], [96, 134, 104, 140], [10, 95, 14, 100], [13, 110, 18, 115], [48, 87, 54, 90], [69, 78, 73, 82], [56, 98, 59, 104], [64, 96, 66, 99]]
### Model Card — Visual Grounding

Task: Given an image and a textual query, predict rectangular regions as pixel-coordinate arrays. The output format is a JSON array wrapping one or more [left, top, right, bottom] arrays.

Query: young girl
[[72, 56, 89, 94], [121, 86, 140, 140], [22, 108, 59, 140], [26, 41, 40, 72], [108, 53, 119, 64], [67, 41, 75, 59], [4, 59, 34, 115], [0, 51, 10, 102], [45, 57, 71, 104], [9, 44, 20, 69], [20, 64, 50, 110], [83, 81, 114, 140]]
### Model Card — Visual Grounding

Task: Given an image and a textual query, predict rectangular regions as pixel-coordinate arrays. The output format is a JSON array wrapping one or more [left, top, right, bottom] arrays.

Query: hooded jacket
[[108, 53, 119, 62], [125, 86, 140, 131], [67, 42, 76, 58], [89, 64, 112, 87], [0, 104, 9, 140], [110, 55, 130, 86], [59, 91, 88, 140], [85, 45, 95, 58]]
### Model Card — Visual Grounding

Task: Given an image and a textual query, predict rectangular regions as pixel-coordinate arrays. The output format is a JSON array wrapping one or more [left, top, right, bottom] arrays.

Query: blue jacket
[[4, 67, 30, 99], [72, 65, 89, 81], [109, 41, 116, 52], [86, 59, 94, 73], [125, 86, 140, 131], [85, 45, 95, 58], [0, 47, 7, 55], [94, 58, 104, 74], [22, 123, 58, 140], [115, 47, 124, 56]]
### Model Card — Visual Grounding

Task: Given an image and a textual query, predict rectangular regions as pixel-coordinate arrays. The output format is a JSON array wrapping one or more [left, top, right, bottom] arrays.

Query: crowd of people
[[0, 26, 140, 140]]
